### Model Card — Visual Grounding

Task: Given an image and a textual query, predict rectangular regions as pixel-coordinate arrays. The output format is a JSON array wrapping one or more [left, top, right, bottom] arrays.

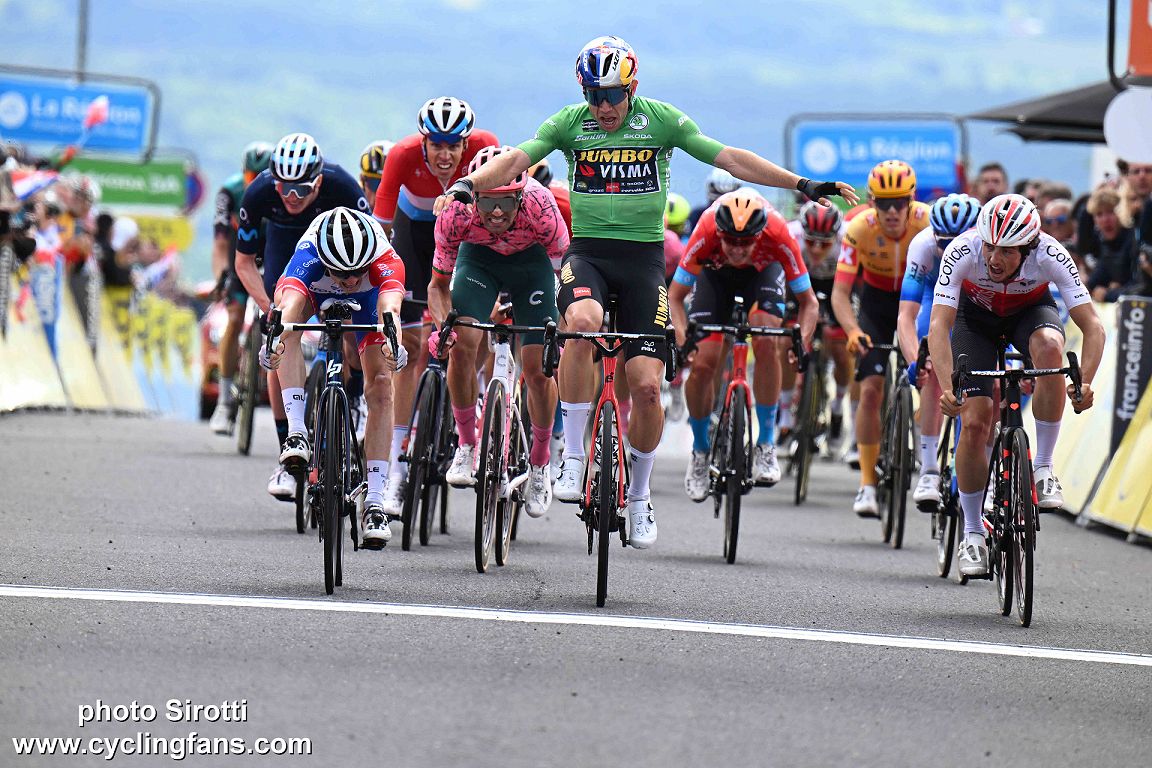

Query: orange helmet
[[714, 188, 768, 237], [867, 160, 916, 199]]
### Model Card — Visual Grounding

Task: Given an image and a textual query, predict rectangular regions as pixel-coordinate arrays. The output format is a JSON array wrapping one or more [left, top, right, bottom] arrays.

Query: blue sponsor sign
[[791, 121, 962, 198], [0, 75, 154, 152]]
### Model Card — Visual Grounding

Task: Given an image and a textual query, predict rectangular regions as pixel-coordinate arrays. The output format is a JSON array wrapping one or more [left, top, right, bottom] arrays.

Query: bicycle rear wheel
[[794, 350, 820, 506], [878, 382, 896, 543], [437, 386, 456, 536], [1009, 429, 1036, 627], [889, 384, 913, 549], [475, 379, 505, 573], [724, 386, 748, 564], [595, 401, 616, 607], [236, 322, 261, 456]]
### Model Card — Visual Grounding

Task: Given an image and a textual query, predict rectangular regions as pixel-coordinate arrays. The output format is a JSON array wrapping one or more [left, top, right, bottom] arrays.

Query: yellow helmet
[[867, 160, 916, 198]]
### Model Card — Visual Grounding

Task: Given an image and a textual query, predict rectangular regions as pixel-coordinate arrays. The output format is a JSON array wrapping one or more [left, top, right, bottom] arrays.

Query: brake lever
[[436, 310, 459, 358]]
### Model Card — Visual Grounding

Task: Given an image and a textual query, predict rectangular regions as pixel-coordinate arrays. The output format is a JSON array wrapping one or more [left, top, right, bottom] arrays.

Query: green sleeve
[[666, 105, 725, 164], [517, 111, 564, 165]]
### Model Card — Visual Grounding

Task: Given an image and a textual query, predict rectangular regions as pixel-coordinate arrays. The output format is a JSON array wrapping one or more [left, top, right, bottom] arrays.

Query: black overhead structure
[[965, 81, 1118, 144]]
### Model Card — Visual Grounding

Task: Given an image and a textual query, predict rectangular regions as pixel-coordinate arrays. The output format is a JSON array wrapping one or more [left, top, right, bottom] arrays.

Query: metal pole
[[77, 0, 89, 81]]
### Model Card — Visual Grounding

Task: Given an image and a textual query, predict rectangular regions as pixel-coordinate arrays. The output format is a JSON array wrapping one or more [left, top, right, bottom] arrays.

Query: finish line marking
[[3, 584, 1150, 668]]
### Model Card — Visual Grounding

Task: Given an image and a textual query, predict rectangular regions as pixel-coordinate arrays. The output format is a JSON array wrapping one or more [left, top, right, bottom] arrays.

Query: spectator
[[97, 213, 139, 289], [1119, 179, 1144, 230], [972, 162, 1008, 204], [1035, 181, 1074, 211], [1041, 198, 1083, 275], [1085, 187, 1136, 302], [1125, 162, 1152, 257]]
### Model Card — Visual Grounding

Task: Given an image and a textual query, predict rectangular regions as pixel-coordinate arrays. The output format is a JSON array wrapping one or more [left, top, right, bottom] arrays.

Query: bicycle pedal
[[916, 500, 938, 513]]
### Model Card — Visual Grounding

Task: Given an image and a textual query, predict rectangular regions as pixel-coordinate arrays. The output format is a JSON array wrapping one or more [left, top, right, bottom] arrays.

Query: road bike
[[684, 297, 804, 563], [541, 295, 678, 606], [953, 345, 1081, 627], [266, 299, 400, 595]]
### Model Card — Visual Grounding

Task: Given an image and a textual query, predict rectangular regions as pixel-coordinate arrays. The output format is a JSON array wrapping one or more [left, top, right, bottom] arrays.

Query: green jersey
[[518, 97, 725, 243]]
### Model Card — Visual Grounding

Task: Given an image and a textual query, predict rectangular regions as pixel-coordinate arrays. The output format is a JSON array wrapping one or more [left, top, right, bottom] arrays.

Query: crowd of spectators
[[0, 141, 191, 350], [969, 159, 1152, 302]]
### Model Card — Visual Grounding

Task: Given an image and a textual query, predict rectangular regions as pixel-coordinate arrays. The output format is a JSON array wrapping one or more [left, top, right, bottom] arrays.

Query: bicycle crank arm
[[503, 471, 531, 498]]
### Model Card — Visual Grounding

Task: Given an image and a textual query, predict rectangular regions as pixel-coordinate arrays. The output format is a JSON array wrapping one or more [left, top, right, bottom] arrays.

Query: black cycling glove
[[445, 178, 474, 205], [796, 178, 842, 201]]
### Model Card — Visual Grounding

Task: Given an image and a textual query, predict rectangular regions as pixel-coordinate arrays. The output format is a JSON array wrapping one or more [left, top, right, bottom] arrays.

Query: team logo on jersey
[[574, 287, 592, 298], [581, 119, 600, 132], [560, 263, 575, 284], [571, 147, 659, 195], [628, 113, 649, 131]]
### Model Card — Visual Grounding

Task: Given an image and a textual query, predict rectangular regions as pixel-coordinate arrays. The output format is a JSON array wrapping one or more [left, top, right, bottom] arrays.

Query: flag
[[10, 169, 59, 200], [83, 95, 109, 130]]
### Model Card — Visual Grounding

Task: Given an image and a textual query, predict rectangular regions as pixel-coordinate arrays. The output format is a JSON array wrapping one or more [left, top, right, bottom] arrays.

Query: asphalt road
[[2, 410, 1150, 767]]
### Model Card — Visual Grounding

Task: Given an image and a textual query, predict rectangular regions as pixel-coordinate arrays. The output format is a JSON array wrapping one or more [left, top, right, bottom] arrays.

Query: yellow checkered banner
[[0, 268, 197, 416]]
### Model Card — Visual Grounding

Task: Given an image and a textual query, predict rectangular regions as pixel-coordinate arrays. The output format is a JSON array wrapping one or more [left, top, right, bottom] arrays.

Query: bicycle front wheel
[[236, 323, 261, 456], [595, 401, 616, 607], [495, 401, 527, 567], [724, 386, 749, 564], [1009, 429, 1036, 627], [320, 390, 346, 595], [889, 384, 913, 549], [794, 350, 820, 506], [475, 380, 505, 574], [988, 432, 1014, 615], [934, 417, 957, 578]]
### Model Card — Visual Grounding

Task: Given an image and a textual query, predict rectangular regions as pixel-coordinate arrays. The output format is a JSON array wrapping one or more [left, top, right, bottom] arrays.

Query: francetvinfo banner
[[1111, 296, 1152, 453]]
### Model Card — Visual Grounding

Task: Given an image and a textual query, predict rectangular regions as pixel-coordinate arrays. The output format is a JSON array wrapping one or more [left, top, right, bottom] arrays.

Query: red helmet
[[799, 201, 843, 241]]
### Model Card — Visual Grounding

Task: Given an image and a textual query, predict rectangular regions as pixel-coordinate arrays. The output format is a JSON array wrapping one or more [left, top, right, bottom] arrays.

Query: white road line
[[3, 584, 1151, 667]]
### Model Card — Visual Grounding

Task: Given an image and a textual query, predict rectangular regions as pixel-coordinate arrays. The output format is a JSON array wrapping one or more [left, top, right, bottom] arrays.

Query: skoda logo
[[628, 113, 649, 131]]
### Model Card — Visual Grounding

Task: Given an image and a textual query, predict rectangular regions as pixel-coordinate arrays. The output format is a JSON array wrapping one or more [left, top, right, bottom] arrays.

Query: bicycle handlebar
[[540, 321, 680, 382], [682, 320, 807, 372], [264, 305, 400, 359], [953, 351, 1082, 407]]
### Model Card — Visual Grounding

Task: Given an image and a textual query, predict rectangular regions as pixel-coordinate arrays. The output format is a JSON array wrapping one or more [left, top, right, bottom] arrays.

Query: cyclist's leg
[[358, 322, 398, 507], [501, 244, 560, 467], [917, 292, 943, 474], [854, 285, 899, 491], [952, 300, 1001, 531], [267, 287, 313, 445], [217, 274, 248, 402], [1015, 299, 1067, 504], [264, 225, 305, 452], [447, 244, 501, 450], [555, 241, 608, 463], [684, 268, 731, 454], [750, 263, 786, 447]]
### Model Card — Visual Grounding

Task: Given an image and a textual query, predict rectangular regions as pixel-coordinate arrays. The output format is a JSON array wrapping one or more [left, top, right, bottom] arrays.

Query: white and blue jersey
[[900, 227, 941, 339]]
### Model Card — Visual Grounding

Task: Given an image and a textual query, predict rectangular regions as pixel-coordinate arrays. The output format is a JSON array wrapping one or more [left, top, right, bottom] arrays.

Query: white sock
[[218, 377, 234, 406], [959, 490, 985, 535], [366, 460, 390, 507], [830, 385, 847, 415], [282, 387, 307, 435], [390, 426, 410, 479], [778, 391, 795, 430], [920, 434, 940, 473], [1033, 418, 1060, 469], [627, 447, 658, 502], [561, 401, 591, 459]]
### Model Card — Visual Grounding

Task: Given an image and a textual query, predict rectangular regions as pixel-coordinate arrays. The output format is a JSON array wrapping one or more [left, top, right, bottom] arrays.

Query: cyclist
[[781, 201, 850, 452], [929, 193, 1104, 576], [208, 141, 273, 435], [671, 188, 818, 499], [686, 167, 741, 232], [235, 132, 371, 501], [264, 207, 408, 548], [371, 97, 499, 519], [897, 193, 981, 505], [434, 35, 855, 548], [358, 139, 395, 206], [427, 146, 569, 518], [831, 160, 931, 517]]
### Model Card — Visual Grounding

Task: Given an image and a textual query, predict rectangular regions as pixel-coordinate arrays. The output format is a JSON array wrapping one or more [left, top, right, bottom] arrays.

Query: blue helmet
[[929, 193, 981, 237]]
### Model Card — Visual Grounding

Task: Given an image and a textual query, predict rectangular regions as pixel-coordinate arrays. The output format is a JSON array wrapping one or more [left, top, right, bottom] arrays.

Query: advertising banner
[[1112, 296, 1152, 452], [69, 157, 186, 207], [0, 74, 154, 153]]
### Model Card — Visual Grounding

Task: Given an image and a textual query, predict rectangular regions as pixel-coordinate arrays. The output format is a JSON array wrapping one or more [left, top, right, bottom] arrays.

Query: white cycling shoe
[[684, 451, 710, 502], [553, 456, 585, 503], [446, 444, 477, 488], [524, 464, 552, 518], [626, 499, 657, 549], [381, 474, 406, 517], [913, 472, 941, 506]]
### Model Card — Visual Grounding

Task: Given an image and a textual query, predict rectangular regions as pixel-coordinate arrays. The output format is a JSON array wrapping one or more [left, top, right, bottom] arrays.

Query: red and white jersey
[[934, 230, 1090, 316], [372, 130, 499, 225]]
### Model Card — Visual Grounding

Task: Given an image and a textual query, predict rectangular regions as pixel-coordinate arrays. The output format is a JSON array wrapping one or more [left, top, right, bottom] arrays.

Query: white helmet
[[706, 168, 740, 202], [976, 193, 1041, 248], [417, 97, 475, 142], [316, 208, 381, 273], [271, 132, 323, 182]]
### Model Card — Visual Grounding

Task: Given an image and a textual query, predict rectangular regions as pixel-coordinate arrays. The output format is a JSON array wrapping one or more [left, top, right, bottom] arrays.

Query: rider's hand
[[260, 340, 284, 371], [905, 361, 918, 388], [1069, 382, 1093, 413], [383, 343, 408, 372], [846, 329, 871, 356], [428, 329, 457, 359], [795, 178, 860, 207], [939, 389, 963, 417], [433, 179, 474, 216]]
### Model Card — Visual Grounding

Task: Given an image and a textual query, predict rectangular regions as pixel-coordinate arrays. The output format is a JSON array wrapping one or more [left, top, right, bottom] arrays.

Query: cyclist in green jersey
[[435, 35, 856, 549]]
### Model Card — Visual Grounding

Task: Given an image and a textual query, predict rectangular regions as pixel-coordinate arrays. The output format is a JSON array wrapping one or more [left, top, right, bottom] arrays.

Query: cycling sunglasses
[[1043, 214, 1069, 225], [720, 233, 757, 247], [326, 266, 367, 281], [583, 86, 630, 107], [476, 194, 521, 214], [276, 177, 320, 200], [873, 196, 911, 212]]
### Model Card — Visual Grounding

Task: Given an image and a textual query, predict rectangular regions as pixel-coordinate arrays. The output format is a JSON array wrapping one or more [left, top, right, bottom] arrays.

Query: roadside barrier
[[0, 276, 68, 411]]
